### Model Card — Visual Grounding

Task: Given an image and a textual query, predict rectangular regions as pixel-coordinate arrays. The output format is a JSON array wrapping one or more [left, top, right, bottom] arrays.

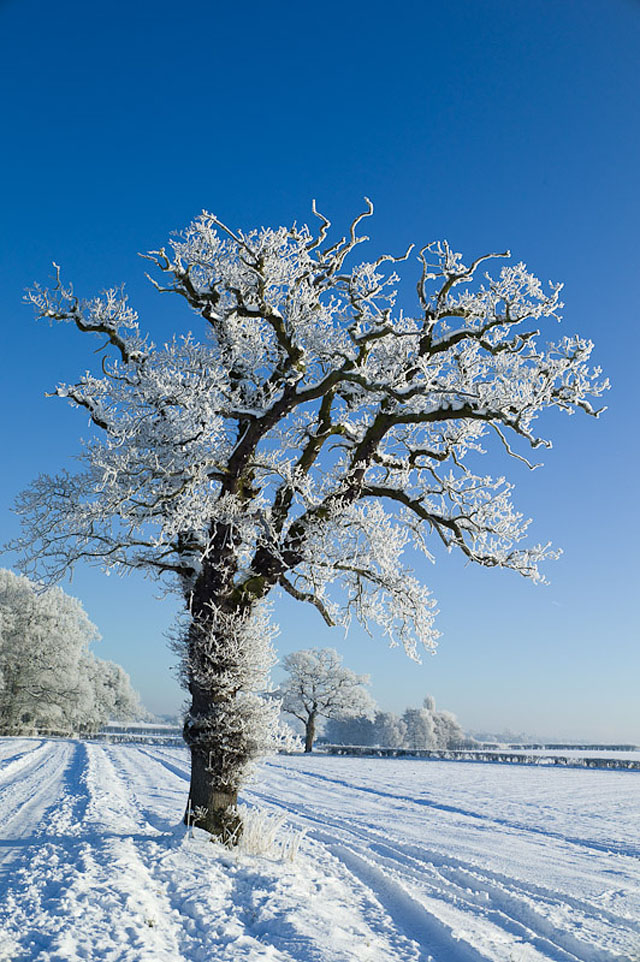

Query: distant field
[[0, 738, 638, 961]]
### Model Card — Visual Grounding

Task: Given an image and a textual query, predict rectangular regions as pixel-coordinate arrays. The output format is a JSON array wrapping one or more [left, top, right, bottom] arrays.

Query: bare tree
[[279, 648, 376, 752], [13, 201, 607, 840]]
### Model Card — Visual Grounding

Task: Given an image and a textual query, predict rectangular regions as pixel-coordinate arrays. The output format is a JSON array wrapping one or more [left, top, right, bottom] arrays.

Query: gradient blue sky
[[1, 0, 638, 740]]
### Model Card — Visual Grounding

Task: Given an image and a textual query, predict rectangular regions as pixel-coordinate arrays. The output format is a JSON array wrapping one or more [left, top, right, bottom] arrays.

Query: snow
[[0, 739, 638, 962]]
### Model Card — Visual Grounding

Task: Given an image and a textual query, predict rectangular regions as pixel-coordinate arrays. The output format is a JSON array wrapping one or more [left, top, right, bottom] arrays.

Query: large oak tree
[[14, 201, 607, 840]]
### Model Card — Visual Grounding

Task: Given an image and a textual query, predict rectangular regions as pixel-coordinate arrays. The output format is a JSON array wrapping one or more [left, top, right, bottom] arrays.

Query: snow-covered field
[[0, 739, 638, 962]]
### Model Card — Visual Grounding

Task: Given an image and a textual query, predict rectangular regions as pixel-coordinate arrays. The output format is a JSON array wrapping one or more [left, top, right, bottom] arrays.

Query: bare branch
[[278, 575, 335, 627]]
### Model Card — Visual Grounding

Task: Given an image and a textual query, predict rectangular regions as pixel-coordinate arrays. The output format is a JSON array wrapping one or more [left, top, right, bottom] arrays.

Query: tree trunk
[[185, 739, 242, 843], [180, 522, 277, 844], [182, 667, 247, 844], [304, 712, 316, 753], [181, 582, 260, 844]]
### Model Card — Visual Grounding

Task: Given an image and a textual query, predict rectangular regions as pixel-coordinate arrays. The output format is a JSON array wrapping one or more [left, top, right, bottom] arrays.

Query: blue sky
[[1, 0, 638, 740]]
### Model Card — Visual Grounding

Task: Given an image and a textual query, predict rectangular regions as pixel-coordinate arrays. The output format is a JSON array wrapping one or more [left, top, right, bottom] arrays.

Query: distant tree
[[324, 714, 377, 746], [401, 696, 470, 750], [402, 707, 438, 749], [279, 648, 376, 752], [430, 708, 466, 748], [373, 711, 407, 748], [325, 709, 408, 748], [72, 656, 143, 734], [14, 202, 606, 839], [0, 569, 98, 732], [0, 569, 142, 734], [423, 694, 471, 748]]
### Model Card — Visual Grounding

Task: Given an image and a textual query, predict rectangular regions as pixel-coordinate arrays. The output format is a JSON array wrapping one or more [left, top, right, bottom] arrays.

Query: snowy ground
[[0, 739, 638, 962]]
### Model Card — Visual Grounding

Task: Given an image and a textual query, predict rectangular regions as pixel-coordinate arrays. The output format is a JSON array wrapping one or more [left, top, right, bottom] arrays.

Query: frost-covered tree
[[324, 713, 377, 747], [432, 711, 469, 748], [0, 570, 142, 733], [13, 201, 606, 840], [423, 695, 467, 749], [432, 709, 468, 748], [325, 709, 407, 748], [403, 707, 438, 749], [0, 569, 98, 732], [326, 701, 464, 750], [402, 696, 469, 750], [373, 711, 407, 749], [71, 656, 143, 734], [279, 648, 376, 752]]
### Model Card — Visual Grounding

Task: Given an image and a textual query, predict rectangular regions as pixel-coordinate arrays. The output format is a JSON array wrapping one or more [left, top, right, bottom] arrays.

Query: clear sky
[[1, 0, 638, 741]]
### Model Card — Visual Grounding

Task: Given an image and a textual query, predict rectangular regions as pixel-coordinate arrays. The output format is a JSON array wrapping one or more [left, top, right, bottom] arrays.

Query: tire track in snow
[[73, 746, 637, 962], [349, 838, 625, 962], [0, 738, 44, 768], [0, 740, 92, 898], [367, 836, 639, 937], [95, 746, 352, 962], [248, 767, 633, 962], [330, 844, 495, 962], [137, 749, 518, 961], [262, 760, 640, 860], [85, 743, 173, 836], [99, 743, 190, 832], [0, 738, 53, 790], [0, 741, 73, 838], [0, 742, 192, 962], [136, 744, 190, 782], [129, 748, 434, 962]]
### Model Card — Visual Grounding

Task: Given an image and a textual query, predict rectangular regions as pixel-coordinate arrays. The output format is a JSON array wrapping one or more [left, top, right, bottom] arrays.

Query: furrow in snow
[[0, 738, 44, 767], [0, 741, 75, 842], [246, 763, 636, 962], [0, 738, 53, 789], [262, 759, 640, 859]]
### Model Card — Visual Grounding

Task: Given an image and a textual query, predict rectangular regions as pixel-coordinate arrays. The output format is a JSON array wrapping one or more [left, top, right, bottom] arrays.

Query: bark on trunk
[[182, 665, 247, 845], [184, 742, 242, 843], [180, 518, 275, 844], [304, 712, 316, 753]]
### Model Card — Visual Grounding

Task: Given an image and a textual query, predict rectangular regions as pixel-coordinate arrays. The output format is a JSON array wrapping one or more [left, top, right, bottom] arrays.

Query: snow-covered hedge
[[322, 745, 640, 771]]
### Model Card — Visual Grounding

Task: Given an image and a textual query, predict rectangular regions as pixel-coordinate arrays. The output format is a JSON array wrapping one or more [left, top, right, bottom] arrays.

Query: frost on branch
[[13, 201, 608, 838]]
